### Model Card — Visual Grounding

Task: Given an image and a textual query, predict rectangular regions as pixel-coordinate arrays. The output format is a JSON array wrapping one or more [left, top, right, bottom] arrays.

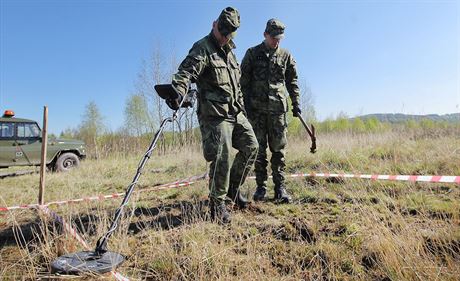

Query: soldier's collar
[[226, 39, 236, 50], [261, 41, 279, 55], [209, 31, 236, 52], [209, 31, 220, 48]]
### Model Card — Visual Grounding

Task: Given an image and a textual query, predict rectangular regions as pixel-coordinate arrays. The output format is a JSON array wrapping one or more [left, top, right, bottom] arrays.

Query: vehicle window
[[17, 123, 41, 138], [0, 122, 14, 138]]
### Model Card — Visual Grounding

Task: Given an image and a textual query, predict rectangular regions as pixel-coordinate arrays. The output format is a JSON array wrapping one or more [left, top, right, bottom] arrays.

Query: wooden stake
[[39, 106, 48, 205]]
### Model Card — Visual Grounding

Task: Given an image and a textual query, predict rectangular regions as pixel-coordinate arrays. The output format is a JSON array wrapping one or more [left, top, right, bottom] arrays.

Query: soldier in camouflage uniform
[[241, 19, 301, 203], [169, 7, 258, 223]]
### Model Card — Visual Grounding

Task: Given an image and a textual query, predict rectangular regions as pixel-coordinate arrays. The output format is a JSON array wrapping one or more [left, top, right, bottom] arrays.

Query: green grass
[[0, 131, 459, 280]]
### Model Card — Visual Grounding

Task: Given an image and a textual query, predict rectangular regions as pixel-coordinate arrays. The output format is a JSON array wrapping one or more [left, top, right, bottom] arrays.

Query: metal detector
[[51, 84, 194, 275]]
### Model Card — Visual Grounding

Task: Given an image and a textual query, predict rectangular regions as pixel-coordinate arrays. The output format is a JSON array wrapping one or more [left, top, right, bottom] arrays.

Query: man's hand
[[181, 94, 194, 108], [166, 94, 195, 110], [292, 104, 302, 117], [166, 95, 182, 110]]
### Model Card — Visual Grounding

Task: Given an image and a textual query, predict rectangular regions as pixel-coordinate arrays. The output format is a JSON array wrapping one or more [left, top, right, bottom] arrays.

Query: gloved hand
[[292, 104, 302, 117], [181, 100, 193, 108], [166, 95, 182, 110], [181, 94, 194, 108], [166, 94, 195, 110]]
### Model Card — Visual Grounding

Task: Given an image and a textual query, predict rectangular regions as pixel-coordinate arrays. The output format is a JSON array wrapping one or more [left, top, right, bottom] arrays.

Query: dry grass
[[0, 131, 459, 280]]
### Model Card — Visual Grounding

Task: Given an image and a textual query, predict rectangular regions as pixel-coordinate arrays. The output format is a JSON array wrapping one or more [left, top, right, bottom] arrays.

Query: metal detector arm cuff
[[155, 84, 180, 100]]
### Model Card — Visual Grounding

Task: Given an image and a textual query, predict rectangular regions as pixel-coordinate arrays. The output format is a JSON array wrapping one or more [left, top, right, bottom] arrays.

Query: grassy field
[[0, 130, 459, 280]]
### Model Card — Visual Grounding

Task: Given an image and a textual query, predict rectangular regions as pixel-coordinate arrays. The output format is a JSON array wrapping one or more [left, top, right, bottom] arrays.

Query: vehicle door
[[16, 122, 42, 165], [0, 121, 19, 166]]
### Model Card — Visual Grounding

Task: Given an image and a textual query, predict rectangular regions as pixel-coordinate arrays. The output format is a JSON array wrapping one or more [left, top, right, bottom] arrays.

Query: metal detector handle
[[94, 116, 173, 255], [297, 115, 317, 154], [176, 89, 196, 111], [94, 87, 196, 255]]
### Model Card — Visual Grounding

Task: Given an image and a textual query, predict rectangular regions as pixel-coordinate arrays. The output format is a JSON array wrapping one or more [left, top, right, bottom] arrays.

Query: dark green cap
[[217, 7, 240, 38], [265, 18, 285, 39]]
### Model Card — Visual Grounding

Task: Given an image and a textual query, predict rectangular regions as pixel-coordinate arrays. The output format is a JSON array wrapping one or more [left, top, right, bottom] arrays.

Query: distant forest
[[353, 113, 460, 123]]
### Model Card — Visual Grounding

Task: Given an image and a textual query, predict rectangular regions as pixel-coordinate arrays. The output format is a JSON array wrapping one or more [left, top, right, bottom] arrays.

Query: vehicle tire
[[54, 153, 80, 172]]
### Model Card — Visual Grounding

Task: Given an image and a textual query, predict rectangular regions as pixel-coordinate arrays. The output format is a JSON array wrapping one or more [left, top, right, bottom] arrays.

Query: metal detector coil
[[51, 84, 193, 275], [51, 251, 124, 274]]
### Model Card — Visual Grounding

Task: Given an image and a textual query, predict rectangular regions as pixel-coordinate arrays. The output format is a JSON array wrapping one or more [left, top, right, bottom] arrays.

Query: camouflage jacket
[[241, 42, 300, 113], [172, 32, 244, 121]]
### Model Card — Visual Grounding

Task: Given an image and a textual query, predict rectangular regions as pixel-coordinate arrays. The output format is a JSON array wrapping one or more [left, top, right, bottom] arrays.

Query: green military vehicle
[[0, 110, 86, 172]]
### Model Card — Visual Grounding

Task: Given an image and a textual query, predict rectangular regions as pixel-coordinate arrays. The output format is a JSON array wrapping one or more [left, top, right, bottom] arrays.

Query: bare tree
[[133, 40, 198, 151], [299, 79, 317, 123]]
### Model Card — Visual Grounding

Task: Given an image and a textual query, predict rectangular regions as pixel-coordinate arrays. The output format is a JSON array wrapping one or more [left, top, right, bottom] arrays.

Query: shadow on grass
[[128, 199, 210, 234], [0, 199, 210, 250], [0, 218, 42, 248]]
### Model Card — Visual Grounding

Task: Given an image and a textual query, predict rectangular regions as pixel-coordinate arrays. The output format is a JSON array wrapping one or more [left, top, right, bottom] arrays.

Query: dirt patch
[[424, 237, 460, 260], [0, 219, 41, 248], [322, 197, 339, 204], [370, 197, 380, 204], [247, 204, 266, 214], [299, 195, 319, 204], [325, 177, 345, 184], [428, 210, 454, 220], [361, 251, 379, 270], [271, 219, 316, 243]]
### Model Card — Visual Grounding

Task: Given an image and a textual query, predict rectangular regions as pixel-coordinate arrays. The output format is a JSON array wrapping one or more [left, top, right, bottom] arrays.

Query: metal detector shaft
[[94, 94, 188, 255], [297, 115, 317, 154]]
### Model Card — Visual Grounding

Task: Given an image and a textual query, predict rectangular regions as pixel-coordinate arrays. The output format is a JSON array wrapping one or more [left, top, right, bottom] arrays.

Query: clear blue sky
[[1, 0, 459, 134]]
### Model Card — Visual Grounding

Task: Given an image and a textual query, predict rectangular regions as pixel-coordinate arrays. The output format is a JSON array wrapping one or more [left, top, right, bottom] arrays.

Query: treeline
[[59, 100, 200, 159], [288, 113, 459, 137], [61, 100, 459, 160], [287, 113, 386, 135]]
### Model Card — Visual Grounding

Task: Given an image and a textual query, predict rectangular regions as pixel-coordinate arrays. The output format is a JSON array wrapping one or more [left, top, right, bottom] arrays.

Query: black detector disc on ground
[[51, 251, 124, 274]]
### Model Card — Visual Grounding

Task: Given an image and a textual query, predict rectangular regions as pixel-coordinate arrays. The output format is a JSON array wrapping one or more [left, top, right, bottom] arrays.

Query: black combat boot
[[253, 186, 267, 201], [274, 185, 291, 203], [210, 200, 231, 224], [227, 185, 249, 209]]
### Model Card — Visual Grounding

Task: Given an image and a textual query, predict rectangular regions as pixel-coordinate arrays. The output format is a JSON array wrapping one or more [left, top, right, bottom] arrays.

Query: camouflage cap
[[217, 7, 240, 38], [265, 18, 285, 39]]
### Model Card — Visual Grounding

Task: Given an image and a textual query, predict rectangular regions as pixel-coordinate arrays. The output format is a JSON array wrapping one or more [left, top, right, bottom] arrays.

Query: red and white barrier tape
[[39, 205, 90, 249], [38, 206, 129, 281], [0, 173, 207, 212], [2, 171, 458, 212], [249, 172, 460, 183]]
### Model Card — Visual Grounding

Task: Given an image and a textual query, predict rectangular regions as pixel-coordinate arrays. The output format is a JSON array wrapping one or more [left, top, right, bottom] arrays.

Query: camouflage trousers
[[199, 113, 258, 202], [248, 112, 287, 189]]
